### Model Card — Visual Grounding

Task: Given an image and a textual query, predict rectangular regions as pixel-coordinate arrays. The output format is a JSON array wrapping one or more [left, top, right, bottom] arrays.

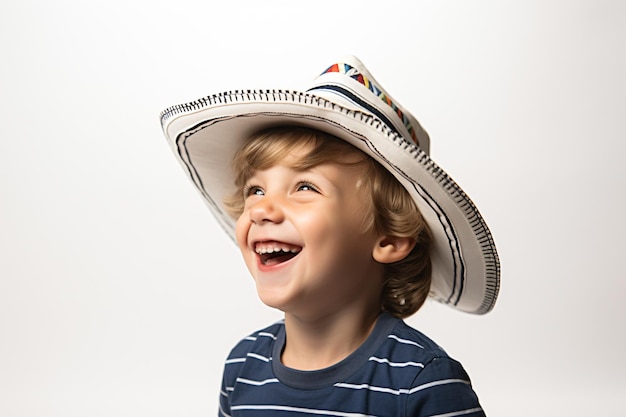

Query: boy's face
[[234, 143, 386, 320]]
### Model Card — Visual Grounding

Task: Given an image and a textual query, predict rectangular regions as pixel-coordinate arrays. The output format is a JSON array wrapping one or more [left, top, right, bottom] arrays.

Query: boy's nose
[[249, 196, 284, 224]]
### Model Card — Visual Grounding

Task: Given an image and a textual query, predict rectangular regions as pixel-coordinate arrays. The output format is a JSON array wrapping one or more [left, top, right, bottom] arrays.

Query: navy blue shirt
[[219, 313, 486, 417]]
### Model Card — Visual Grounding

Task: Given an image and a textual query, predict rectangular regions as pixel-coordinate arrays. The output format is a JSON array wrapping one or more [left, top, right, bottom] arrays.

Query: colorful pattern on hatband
[[322, 63, 418, 144]]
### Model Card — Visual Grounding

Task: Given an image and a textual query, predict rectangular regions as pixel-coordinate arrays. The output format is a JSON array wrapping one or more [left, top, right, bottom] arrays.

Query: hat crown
[[306, 56, 430, 154]]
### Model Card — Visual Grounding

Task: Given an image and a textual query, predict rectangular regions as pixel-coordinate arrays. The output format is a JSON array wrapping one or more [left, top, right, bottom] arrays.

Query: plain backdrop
[[1, 1, 624, 416]]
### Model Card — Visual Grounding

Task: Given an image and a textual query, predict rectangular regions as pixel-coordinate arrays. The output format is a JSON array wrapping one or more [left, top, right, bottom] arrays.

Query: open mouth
[[255, 241, 302, 266]]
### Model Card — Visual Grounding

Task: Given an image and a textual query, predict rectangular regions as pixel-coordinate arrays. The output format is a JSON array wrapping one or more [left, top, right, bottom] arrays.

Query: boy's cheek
[[234, 218, 251, 254]]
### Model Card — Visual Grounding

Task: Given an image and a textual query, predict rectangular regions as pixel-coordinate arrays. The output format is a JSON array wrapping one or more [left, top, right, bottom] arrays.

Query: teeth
[[255, 242, 301, 255]]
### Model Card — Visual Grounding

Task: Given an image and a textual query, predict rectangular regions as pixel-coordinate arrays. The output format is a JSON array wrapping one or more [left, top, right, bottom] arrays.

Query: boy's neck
[[281, 307, 381, 371]]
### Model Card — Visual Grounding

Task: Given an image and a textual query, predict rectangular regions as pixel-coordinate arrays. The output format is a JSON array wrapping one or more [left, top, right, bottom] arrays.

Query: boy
[[160, 56, 500, 416]]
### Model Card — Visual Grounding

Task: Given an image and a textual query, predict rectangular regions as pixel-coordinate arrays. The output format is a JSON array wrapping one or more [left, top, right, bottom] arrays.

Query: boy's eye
[[244, 185, 264, 197], [296, 182, 318, 193]]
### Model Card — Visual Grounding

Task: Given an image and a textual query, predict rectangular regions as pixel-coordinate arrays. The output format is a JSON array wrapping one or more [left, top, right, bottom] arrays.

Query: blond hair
[[225, 126, 432, 318]]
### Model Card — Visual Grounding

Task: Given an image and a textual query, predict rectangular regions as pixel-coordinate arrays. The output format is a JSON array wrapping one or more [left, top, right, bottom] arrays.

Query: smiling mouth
[[255, 241, 302, 266]]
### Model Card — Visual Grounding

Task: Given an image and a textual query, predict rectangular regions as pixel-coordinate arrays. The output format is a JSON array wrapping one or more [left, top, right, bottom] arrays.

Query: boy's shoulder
[[365, 315, 468, 379], [384, 317, 448, 355], [225, 319, 284, 362]]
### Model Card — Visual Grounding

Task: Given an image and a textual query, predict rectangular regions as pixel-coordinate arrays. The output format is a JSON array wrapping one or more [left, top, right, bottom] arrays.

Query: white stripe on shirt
[[247, 352, 272, 362], [235, 377, 279, 386], [230, 404, 378, 417], [335, 378, 470, 396], [368, 356, 424, 368], [225, 357, 246, 365], [428, 407, 483, 417], [408, 378, 470, 394], [334, 383, 408, 395], [387, 334, 425, 349]]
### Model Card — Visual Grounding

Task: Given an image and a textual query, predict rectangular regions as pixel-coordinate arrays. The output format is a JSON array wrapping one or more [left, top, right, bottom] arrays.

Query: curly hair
[[224, 126, 432, 318]]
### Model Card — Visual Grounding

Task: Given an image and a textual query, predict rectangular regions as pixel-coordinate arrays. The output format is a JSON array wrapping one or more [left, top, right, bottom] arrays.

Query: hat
[[160, 55, 500, 314]]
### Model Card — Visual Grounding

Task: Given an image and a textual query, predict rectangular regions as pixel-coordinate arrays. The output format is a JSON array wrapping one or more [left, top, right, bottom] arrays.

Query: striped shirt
[[219, 313, 485, 417]]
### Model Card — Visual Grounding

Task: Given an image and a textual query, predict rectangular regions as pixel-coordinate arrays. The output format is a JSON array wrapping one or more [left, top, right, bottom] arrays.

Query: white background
[[1, 1, 624, 415]]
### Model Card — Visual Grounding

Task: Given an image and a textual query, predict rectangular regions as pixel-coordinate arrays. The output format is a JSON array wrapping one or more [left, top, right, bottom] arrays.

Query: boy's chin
[[254, 287, 289, 311]]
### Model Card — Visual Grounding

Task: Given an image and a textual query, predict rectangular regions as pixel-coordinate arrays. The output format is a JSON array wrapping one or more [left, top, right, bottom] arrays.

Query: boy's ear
[[373, 236, 416, 264]]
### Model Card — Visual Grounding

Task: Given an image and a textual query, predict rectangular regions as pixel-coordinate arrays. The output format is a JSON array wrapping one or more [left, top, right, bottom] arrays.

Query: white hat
[[160, 55, 500, 314]]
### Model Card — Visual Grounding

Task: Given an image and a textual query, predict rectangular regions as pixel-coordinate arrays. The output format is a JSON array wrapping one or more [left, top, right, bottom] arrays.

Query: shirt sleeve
[[405, 356, 486, 417], [218, 365, 231, 417]]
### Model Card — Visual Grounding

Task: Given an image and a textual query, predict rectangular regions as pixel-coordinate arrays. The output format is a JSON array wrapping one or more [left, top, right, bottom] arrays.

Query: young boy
[[160, 56, 500, 416]]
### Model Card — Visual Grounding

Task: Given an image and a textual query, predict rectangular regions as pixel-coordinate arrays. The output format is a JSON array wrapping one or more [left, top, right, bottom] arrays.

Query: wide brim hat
[[160, 55, 500, 314]]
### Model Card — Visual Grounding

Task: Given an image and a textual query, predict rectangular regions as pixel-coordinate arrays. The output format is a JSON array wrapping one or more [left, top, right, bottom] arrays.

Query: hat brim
[[161, 90, 500, 314]]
